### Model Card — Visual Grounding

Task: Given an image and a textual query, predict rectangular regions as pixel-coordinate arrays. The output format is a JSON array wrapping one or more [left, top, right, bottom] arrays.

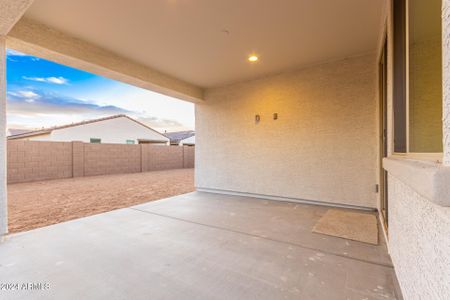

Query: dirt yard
[[7, 169, 195, 233]]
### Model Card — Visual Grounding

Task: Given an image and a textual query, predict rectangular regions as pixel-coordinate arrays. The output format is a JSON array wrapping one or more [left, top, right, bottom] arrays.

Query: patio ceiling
[[19, 0, 385, 89]]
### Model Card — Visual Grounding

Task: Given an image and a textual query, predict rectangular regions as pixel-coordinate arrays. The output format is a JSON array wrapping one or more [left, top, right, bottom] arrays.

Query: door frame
[[379, 34, 389, 233]]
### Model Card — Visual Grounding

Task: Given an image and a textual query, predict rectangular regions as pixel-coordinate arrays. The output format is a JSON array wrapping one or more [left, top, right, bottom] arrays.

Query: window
[[408, 0, 443, 152], [90, 138, 101, 144], [393, 0, 407, 153], [392, 0, 443, 153], [126, 140, 135, 144]]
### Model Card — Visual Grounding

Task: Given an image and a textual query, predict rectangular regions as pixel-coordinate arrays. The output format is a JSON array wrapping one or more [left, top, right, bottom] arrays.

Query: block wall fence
[[7, 140, 195, 184]]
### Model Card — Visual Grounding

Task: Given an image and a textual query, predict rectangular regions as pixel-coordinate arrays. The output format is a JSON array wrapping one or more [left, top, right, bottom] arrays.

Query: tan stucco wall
[[388, 174, 450, 299], [0, 0, 33, 35], [196, 54, 379, 208], [444, 0, 450, 165], [0, 36, 7, 236]]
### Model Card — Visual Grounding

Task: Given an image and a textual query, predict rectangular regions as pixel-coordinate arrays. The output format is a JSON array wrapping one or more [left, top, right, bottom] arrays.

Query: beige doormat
[[312, 209, 379, 245]]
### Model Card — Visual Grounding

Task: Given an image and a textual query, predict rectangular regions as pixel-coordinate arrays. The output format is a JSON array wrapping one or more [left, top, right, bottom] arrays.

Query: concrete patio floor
[[0, 192, 402, 300]]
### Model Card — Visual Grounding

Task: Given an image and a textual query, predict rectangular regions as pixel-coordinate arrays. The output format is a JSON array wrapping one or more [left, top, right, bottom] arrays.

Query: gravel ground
[[7, 168, 195, 233]]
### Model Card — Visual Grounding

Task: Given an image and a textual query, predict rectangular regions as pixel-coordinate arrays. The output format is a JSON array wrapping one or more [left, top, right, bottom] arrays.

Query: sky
[[6, 49, 195, 133]]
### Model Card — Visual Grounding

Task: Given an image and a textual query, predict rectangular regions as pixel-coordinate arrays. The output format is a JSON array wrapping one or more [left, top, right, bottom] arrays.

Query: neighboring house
[[6, 128, 30, 137], [179, 135, 195, 146], [7, 115, 169, 145], [164, 130, 195, 145]]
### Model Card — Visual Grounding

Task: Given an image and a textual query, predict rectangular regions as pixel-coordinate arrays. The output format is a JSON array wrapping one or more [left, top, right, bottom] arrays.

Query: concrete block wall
[[72, 141, 84, 177], [183, 146, 195, 168], [142, 145, 184, 171], [7, 140, 195, 184], [7, 140, 73, 183], [83, 143, 141, 177]]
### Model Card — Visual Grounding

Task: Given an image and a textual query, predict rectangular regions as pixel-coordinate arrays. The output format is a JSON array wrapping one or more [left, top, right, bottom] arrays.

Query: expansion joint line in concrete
[[129, 207, 394, 269]]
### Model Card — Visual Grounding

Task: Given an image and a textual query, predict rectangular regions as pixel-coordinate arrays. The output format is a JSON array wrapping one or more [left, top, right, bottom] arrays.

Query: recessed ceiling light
[[248, 55, 258, 62]]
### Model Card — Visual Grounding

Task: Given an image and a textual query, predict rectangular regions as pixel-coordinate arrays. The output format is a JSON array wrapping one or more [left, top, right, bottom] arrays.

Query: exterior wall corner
[[0, 36, 7, 236], [443, 0, 450, 165]]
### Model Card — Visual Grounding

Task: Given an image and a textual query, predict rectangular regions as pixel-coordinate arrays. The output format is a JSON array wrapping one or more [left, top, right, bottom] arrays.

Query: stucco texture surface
[[0, 36, 7, 235], [388, 174, 450, 300], [196, 54, 379, 208], [0, 0, 32, 35], [444, 0, 450, 165]]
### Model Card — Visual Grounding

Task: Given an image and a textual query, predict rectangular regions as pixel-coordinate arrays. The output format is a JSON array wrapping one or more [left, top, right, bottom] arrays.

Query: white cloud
[[7, 49, 27, 56], [8, 91, 40, 99], [6, 49, 40, 61], [46, 77, 68, 84], [23, 76, 69, 85], [23, 77, 45, 82], [7, 88, 129, 116], [20, 91, 39, 98], [86, 85, 195, 130]]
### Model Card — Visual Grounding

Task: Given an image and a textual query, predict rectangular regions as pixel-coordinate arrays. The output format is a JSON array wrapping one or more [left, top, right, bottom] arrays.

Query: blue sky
[[6, 49, 194, 132]]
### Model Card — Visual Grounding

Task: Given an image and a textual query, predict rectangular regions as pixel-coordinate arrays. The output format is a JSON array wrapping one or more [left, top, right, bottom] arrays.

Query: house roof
[[180, 135, 195, 145], [7, 114, 167, 140], [7, 128, 31, 137], [164, 131, 195, 144]]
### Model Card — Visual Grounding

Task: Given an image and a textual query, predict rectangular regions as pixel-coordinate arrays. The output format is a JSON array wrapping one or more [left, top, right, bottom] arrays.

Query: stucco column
[[444, 0, 450, 165], [0, 36, 7, 237]]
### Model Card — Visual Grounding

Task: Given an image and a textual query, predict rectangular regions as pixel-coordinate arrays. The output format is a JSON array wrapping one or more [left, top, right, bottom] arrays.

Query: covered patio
[[0, 192, 401, 299], [1, 0, 450, 299]]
